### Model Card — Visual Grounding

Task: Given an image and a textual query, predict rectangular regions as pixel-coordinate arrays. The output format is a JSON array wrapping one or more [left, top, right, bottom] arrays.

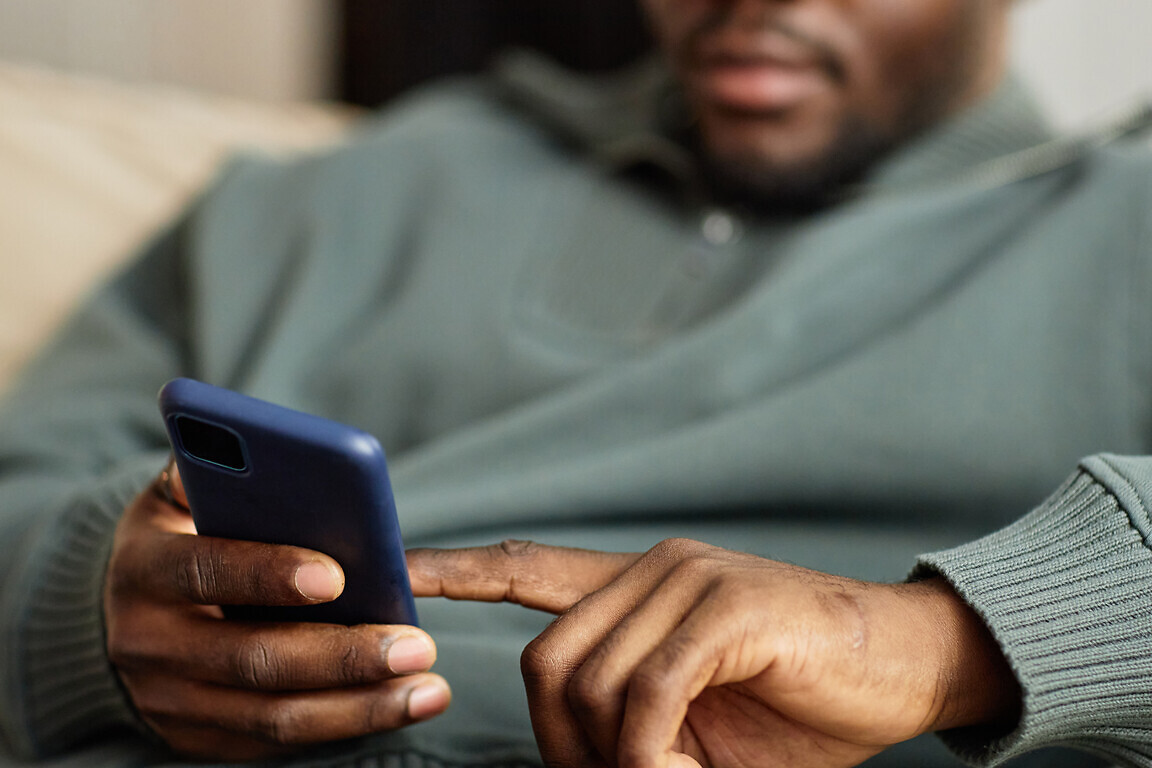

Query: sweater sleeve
[[0, 211, 194, 759], [916, 454, 1152, 767]]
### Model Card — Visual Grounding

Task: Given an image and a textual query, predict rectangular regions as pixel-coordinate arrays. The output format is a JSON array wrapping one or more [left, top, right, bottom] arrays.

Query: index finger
[[406, 540, 640, 614]]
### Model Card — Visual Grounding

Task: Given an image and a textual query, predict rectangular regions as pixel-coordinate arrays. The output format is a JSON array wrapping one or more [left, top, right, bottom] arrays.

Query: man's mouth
[[684, 26, 840, 115], [691, 58, 831, 114]]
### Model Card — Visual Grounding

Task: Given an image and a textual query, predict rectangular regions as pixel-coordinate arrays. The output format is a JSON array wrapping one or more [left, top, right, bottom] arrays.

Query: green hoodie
[[1, 54, 1151, 767]]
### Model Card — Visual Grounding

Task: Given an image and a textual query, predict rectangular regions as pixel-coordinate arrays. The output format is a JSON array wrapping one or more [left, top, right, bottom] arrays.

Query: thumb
[[406, 540, 640, 614]]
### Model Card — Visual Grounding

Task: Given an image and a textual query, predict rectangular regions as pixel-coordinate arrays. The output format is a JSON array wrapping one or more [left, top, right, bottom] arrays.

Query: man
[[1, 0, 1150, 766]]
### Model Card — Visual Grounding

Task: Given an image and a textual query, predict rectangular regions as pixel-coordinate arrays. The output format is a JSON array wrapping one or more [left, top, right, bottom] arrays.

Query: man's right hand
[[102, 462, 451, 761]]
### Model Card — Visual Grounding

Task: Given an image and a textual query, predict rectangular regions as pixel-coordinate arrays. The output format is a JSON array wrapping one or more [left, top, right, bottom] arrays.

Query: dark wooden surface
[[338, 0, 653, 107]]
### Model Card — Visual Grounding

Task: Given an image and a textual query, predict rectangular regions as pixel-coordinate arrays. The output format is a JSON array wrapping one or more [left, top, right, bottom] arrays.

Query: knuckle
[[493, 540, 541, 606], [105, 639, 128, 668], [254, 701, 308, 746], [335, 638, 380, 685], [497, 539, 539, 558], [627, 663, 670, 703], [520, 636, 566, 682], [104, 552, 133, 598], [566, 668, 612, 717], [176, 545, 220, 604], [668, 553, 716, 583], [105, 627, 137, 669], [105, 614, 156, 670], [106, 532, 154, 598], [233, 635, 281, 689], [651, 537, 708, 562], [103, 616, 132, 664], [332, 628, 389, 684], [124, 678, 183, 720], [654, 537, 695, 554], [125, 687, 165, 719], [338, 644, 364, 684], [359, 689, 399, 732]]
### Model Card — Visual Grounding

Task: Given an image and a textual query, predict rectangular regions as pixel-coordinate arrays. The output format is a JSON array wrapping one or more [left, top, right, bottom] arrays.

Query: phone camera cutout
[[174, 415, 248, 472]]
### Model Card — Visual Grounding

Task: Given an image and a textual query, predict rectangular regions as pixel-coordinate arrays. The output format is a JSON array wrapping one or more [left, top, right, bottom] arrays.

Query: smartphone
[[158, 377, 418, 626]]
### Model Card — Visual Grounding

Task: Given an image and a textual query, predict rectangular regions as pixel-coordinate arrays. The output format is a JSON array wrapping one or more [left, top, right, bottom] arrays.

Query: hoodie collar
[[493, 50, 692, 180]]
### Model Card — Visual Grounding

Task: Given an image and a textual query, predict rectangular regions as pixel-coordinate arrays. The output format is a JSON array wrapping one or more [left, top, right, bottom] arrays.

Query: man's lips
[[689, 57, 832, 114], [683, 26, 839, 114]]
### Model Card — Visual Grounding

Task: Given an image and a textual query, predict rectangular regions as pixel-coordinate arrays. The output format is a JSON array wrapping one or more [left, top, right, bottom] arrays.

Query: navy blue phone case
[[158, 378, 418, 626]]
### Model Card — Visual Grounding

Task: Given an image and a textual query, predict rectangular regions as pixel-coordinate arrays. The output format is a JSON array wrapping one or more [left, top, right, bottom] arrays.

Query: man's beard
[[694, 112, 901, 215], [675, 5, 983, 215]]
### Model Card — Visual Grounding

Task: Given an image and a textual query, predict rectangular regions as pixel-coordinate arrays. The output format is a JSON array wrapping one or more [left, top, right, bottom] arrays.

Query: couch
[[0, 61, 356, 391]]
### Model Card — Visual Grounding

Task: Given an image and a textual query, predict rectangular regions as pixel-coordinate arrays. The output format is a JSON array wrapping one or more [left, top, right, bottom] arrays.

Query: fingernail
[[294, 561, 341, 601], [387, 635, 435, 674], [407, 681, 450, 721]]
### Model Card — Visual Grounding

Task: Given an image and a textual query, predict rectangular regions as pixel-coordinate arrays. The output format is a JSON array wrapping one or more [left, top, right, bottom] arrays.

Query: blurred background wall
[[0, 0, 336, 101], [1012, 0, 1152, 129], [0, 0, 1147, 130]]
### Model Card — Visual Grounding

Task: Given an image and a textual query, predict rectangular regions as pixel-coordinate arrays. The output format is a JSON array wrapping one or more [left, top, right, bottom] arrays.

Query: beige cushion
[[0, 61, 357, 390]]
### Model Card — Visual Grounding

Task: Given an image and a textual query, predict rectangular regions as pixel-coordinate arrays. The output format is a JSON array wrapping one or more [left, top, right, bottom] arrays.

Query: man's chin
[[699, 155, 845, 214], [696, 115, 897, 215]]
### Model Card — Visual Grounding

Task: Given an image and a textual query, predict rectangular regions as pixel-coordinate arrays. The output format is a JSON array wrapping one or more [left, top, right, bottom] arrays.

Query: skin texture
[[643, 0, 1012, 205], [407, 541, 1020, 768], [103, 468, 451, 761]]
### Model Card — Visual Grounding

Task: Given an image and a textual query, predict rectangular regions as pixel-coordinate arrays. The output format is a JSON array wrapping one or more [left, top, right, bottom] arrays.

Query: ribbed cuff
[[15, 452, 168, 757], [916, 460, 1152, 766]]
